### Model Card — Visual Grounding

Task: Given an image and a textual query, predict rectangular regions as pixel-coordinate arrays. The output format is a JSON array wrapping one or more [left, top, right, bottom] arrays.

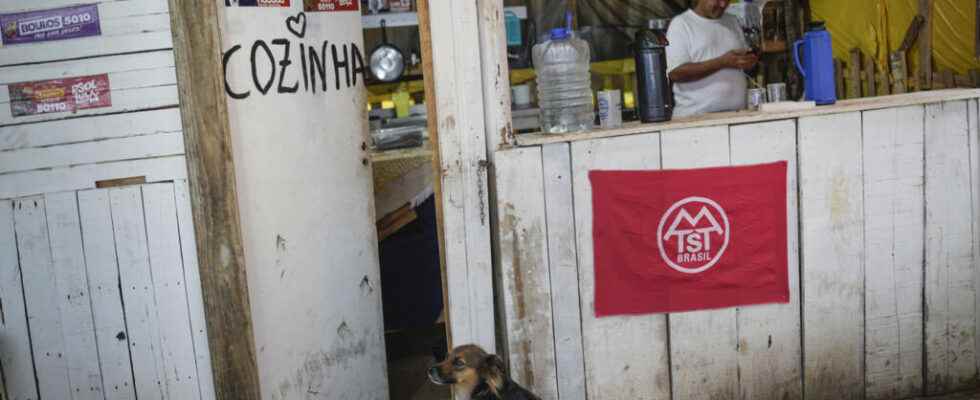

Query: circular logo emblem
[[656, 196, 730, 274]]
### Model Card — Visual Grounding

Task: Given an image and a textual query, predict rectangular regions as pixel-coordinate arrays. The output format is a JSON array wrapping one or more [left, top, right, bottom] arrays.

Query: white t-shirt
[[666, 9, 748, 117]]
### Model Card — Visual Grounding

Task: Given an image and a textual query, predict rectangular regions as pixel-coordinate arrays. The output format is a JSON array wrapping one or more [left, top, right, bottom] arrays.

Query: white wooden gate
[[0, 181, 212, 400]]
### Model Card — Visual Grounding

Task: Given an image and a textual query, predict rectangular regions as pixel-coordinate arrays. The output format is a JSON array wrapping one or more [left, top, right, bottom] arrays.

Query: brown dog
[[428, 344, 540, 400]]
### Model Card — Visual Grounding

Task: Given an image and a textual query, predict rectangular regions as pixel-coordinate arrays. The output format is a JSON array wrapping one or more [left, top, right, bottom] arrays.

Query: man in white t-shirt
[[666, 0, 758, 117]]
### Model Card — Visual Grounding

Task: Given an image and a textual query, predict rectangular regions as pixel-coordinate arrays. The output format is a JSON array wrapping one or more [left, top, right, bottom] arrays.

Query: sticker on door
[[225, 0, 291, 7], [304, 0, 359, 12], [8, 74, 112, 117]]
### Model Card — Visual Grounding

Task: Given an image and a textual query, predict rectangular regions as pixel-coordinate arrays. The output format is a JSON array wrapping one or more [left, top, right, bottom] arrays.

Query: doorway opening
[[362, 9, 450, 400]]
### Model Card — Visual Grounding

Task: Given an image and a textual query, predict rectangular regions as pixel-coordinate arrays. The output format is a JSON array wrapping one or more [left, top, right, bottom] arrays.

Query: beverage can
[[597, 90, 622, 128]]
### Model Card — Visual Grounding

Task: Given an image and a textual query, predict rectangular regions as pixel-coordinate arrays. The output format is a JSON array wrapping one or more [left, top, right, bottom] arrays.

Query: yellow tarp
[[811, 0, 978, 74]]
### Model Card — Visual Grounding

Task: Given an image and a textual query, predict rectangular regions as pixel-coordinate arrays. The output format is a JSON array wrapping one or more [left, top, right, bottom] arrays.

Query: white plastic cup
[[511, 84, 532, 108], [767, 83, 787, 102]]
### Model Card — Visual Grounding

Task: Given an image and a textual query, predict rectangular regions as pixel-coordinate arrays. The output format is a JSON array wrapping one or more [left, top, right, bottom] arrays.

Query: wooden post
[[864, 53, 877, 97], [891, 52, 908, 94], [417, 0, 452, 347], [418, 0, 497, 358], [975, 0, 980, 58], [848, 48, 862, 98], [785, 0, 804, 99], [166, 1, 261, 399], [942, 69, 955, 89], [835, 58, 846, 99], [919, 0, 932, 90]]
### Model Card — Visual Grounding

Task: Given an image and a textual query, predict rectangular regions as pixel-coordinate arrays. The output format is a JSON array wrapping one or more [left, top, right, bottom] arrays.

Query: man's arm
[[668, 48, 758, 83]]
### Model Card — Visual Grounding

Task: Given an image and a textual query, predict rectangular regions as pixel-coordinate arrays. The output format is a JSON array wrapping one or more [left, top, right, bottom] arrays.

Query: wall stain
[[359, 275, 374, 295], [477, 160, 488, 225], [272, 338, 368, 400], [337, 321, 353, 341], [500, 203, 526, 319], [520, 340, 534, 388], [443, 116, 456, 131], [275, 234, 288, 280], [829, 174, 850, 229]]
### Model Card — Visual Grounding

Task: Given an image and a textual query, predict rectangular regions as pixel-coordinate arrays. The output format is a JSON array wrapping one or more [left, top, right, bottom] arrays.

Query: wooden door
[[217, 4, 388, 399]]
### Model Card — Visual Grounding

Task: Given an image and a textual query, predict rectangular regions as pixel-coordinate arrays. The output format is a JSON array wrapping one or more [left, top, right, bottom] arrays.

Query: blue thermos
[[793, 21, 836, 105]]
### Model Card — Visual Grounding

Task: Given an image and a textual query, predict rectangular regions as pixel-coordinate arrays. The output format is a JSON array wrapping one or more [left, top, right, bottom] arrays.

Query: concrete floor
[[385, 324, 450, 400], [914, 391, 980, 400]]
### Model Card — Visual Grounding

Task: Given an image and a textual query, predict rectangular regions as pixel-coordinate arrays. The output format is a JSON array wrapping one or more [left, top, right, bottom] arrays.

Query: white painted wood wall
[[494, 98, 980, 400], [0, 1, 213, 399]]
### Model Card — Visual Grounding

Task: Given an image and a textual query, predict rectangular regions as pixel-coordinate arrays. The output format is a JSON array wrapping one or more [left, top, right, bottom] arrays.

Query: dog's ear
[[478, 354, 507, 395]]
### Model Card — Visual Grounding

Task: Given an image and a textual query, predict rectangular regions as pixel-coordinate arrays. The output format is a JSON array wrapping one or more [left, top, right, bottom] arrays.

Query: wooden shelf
[[369, 140, 432, 163], [362, 6, 526, 29]]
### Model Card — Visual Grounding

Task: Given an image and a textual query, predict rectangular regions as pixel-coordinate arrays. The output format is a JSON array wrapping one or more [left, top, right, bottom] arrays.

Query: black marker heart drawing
[[286, 12, 306, 38]]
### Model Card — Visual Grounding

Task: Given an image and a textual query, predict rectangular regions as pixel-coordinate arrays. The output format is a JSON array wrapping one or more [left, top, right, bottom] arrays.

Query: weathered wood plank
[[890, 53, 908, 94], [0, 51, 175, 85], [44, 192, 103, 400], [0, 65, 178, 127], [495, 146, 559, 399], [862, 105, 926, 400], [416, 0, 450, 354], [541, 142, 586, 400], [0, 107, 182, 152], [109, 187, 165, 400], [173, 180, 216, 400], [142, 183, 201, 400], [571, 134, 671, 400], [865, 53, 877, 96], [420, 0, 496, 351], [848, 48, 863, 99], [924, 100, 979, 394], [972, 99, 980, 382], [476, 0, 514, 150], [0, 200, 38, 400], [0, 131, 184, 175], [0, 155, 187, 200], [798, 112, 865, 400], [919, 0, 933, 90], [729, 119, 803, 400], [14, 196, 71, 400], [661, 125, 738, 400], [835, 59, 846, 99], [0, 0, 168, 13], [77, 189, 136, 400], [0, 0, 172, 67]]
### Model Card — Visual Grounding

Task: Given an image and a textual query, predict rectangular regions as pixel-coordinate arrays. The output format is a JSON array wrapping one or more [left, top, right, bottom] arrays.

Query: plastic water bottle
[[533, 23, 593, 134]]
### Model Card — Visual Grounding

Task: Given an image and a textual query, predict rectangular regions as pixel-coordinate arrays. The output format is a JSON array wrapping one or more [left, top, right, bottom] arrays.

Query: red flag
[[590, 161, 789, 316]]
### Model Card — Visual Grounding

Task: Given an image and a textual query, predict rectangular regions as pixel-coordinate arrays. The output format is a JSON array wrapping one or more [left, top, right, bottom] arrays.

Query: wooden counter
[[513, 89, 980, 147], [492, 89, 980, 400]]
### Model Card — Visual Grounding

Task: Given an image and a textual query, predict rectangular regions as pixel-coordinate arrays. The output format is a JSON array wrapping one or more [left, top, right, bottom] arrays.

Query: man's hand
[[669, 48, 759, 83], [720, 48, 759, 70]]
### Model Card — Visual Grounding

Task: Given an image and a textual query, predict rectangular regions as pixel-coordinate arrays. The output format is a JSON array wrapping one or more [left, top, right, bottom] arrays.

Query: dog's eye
[[452, 358, 465, 369]]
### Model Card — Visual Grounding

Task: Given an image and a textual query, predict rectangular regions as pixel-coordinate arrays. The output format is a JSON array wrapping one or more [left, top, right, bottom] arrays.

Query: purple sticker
[[1, 4, 101, 46]]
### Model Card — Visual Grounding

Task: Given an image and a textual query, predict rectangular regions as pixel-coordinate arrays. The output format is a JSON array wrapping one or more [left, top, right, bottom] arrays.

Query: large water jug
[[533, 27, 593, 134], [793, 21, 836, 105]]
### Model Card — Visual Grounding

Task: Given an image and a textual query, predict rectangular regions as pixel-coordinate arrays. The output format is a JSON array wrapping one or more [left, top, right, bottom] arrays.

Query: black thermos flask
[[634, 19, 672, 122]]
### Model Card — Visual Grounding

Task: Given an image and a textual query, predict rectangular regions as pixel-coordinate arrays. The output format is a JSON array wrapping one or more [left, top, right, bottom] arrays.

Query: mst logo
[[656, 196, 730, 274]]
